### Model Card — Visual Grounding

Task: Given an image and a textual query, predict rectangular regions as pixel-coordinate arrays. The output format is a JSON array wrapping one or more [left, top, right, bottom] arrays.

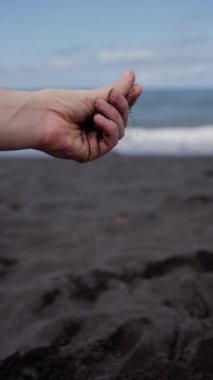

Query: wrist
[[0, 89, 41, 151]]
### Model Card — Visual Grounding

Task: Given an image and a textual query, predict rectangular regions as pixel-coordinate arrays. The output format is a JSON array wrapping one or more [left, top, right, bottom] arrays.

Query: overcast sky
[[0, 0, 213, 89]]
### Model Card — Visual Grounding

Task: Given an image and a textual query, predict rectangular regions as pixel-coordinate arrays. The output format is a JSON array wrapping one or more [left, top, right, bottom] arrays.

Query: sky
[[0, 0, 213, 89]]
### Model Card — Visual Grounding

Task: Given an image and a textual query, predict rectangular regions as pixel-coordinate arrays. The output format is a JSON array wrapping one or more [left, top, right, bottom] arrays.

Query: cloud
[[160, 45, 213, 66], [173, 34, 208, 46], [133, 38, 213, 88], [187, 9, 213, 22], [1, 40, 212, 88], [49, 58, 77, 70], [98, 48, 155, 64], [0, 59, 78, 76], [51, 44, 92, 57], [136, 57, 213, 88]]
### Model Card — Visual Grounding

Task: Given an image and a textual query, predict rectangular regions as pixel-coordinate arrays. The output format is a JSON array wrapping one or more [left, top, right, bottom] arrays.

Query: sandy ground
[[0, 154, 213, 379]]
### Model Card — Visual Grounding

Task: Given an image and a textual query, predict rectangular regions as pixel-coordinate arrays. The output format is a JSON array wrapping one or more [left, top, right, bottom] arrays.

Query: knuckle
[[108, 119, 117, 130], [94, 97, 101, 108], [108, 88, 121, 104], [107, 88, 117, 102]]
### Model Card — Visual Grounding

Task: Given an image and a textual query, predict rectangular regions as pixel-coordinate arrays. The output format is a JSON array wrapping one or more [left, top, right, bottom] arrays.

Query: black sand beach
[[0, 154, 213, 379]]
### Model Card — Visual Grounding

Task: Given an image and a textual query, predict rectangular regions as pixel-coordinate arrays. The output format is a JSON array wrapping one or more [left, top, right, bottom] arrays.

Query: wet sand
[[0, 154, 213, 379]]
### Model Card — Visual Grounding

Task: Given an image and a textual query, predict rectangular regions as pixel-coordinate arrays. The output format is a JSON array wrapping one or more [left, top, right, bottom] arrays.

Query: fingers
[[108, 88, 129, 126], [93, 84, 142, 143], [94, 83, 142, 125], [126, 83, 143, 108], [94, 96, 125, 139], [85, 70, 142, 161], [93, 113, 119, 150]]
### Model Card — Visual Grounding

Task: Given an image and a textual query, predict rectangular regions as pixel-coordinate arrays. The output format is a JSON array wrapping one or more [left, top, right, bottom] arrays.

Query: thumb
[[90, 69, 135, 101], [113, 69, 136, 96]]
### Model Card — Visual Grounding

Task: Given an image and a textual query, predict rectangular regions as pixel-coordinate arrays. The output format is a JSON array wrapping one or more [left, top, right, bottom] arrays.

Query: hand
[[35, 70, 142, 162]]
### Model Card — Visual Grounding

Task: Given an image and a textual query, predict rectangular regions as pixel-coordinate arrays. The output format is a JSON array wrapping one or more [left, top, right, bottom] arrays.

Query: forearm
[[0, 88, 40, 150]]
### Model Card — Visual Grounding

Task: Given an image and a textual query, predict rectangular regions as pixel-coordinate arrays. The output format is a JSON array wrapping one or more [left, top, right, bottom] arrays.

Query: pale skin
[[0, 70, 142, 162]]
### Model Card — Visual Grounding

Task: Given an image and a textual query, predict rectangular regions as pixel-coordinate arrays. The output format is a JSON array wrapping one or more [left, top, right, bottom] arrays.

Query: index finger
[[108, 88, 129, 126], [126, 84, 143, 108]]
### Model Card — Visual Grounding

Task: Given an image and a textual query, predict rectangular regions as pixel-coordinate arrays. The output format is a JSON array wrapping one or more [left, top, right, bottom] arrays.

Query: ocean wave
[[1, 126, 213, 158], [116, 125, 213, 155], [0, 149, 47, 158]]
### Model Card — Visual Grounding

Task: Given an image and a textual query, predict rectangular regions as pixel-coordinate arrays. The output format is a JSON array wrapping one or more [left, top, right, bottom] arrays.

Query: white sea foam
[[0, 149, 47, 158], [0, 126, 213, 158], [116, 126, 213, 156]]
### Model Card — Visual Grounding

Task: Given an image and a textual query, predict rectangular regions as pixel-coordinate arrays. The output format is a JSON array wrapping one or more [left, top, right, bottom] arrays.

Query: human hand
[[35, 70, 142, 162]]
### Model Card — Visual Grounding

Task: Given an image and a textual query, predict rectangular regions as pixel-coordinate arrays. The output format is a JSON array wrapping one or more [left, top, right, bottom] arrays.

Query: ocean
[[118, 89, 213, 155], [1, 89, 213, 157]]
